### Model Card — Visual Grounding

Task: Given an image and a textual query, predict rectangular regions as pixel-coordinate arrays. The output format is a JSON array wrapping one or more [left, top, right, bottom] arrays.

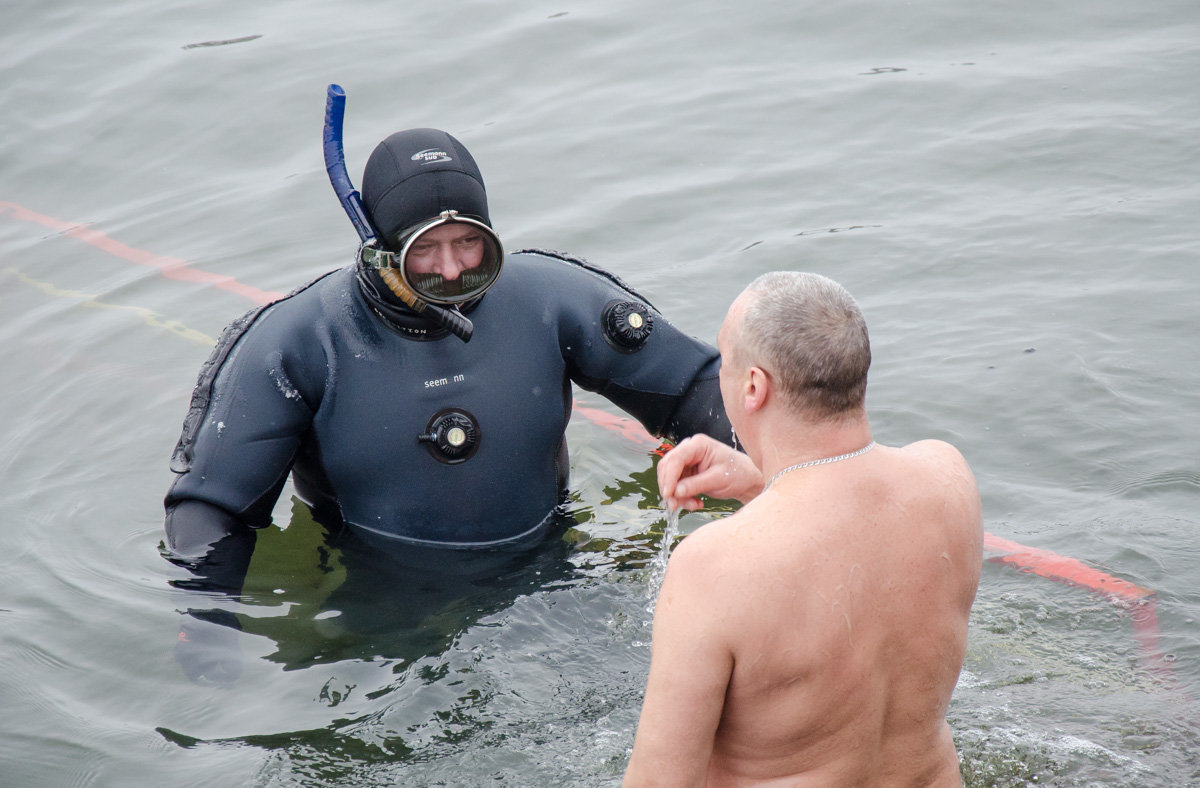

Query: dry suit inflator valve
[[418, 408, 480, 464], [602, 299, 654, 351]]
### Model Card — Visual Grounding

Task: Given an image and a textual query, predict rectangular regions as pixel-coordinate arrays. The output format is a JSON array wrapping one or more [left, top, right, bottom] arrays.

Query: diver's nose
[[435, 244, 464, 281]]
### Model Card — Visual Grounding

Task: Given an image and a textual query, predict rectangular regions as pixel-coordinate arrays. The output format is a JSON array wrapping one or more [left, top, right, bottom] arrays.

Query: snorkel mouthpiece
[[374, 265, 475, 342]]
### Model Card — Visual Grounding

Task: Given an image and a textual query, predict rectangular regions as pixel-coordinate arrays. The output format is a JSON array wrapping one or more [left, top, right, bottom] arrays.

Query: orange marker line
[[983, 532, 1154, 602], [0, 200, 284, 305], [572, 400, 661, 449]]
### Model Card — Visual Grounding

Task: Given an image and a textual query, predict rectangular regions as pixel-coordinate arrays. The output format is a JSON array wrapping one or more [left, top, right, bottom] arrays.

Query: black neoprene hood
[[360, 128, 491, 250]]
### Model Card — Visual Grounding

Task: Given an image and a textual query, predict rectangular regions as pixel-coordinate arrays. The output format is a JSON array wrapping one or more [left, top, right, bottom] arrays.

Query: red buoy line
[[2, 199, 1175, 679], [982, 532, 1153, 602], [982, 532, 1173, 679], [0, 201, 286, 305]]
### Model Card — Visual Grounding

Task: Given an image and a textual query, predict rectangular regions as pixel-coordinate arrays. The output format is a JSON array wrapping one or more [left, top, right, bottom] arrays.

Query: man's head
[[360, 128, 503, 305], [361, 128, 491, 246], [719, 272, 871, 422]]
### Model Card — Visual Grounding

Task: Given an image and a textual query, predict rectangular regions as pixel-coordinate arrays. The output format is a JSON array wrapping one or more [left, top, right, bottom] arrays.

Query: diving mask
[[361, 210, 503, 305]]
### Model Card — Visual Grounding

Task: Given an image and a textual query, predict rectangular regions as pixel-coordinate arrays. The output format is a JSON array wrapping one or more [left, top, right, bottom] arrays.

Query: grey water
[[3, 0, 1200, 785]]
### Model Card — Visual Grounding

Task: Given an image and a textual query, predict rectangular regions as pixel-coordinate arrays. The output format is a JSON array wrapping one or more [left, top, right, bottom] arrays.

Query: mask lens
[[400, 217, 503, 304]]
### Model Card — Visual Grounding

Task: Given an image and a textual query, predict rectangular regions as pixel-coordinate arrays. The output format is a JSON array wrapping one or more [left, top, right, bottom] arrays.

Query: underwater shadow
[[232, 498, 584, 672]]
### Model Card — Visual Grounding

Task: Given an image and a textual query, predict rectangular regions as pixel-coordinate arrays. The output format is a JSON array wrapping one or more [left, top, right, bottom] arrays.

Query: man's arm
[[164, 500, 258, 591], [524, 250, 733, 446], [164, 293, 317, 580], [162, 296, 317, 683], [625, 533, 734, 785], [656, 434, 763, 511], [163, 446, 293, 684], [657, 357, 732, 446]]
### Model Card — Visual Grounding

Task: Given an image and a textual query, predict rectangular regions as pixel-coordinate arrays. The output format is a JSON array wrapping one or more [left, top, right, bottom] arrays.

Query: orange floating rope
[[0, 200, 284, 305], [983, 532, 1154, 602]]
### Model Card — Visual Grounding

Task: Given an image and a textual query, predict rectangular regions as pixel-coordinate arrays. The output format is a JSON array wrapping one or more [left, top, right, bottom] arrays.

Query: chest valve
[[417, 408, 480, 464]]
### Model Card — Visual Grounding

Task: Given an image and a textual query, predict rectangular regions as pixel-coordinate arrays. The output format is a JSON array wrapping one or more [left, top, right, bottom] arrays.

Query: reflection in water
[[570, 461, 741, 581], [213, 456, 729, 675], [601, 463, 665, 513], [231, 498, 585, 671], [158, 493, 643, 780]]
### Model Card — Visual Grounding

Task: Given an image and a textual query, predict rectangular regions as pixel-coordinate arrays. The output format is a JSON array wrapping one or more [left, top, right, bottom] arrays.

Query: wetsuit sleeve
[[532, 251, 732, 446], [164, 499, 250, 685], [164, 500, 257, 592], [163, 299, 323, 585], [662, 356, 729, 443]]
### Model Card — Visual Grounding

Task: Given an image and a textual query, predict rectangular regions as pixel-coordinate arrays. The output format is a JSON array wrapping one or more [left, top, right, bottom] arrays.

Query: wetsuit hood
[[361, 128, 491, 251]]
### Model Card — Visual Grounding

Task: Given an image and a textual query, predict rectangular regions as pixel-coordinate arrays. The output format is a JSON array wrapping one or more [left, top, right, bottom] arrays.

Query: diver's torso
[[288, 259, 574, 545], [169, 250, 723, 548]]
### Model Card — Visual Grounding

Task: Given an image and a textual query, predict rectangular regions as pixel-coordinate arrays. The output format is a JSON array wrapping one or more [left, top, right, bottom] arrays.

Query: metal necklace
[[764, 441, 876, 489]]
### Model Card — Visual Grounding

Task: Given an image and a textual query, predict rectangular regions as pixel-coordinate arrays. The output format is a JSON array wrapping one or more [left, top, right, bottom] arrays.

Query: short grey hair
[[736, 271, 871, 418]]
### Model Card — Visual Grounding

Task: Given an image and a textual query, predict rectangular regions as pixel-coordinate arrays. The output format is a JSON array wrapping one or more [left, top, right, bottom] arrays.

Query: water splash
[[645, 428, 735, 609], [646, 504, 680, 610]]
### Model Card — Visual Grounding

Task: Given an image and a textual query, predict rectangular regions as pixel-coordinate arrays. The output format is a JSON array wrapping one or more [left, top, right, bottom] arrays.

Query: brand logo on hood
[[411, 148, 452, 165]]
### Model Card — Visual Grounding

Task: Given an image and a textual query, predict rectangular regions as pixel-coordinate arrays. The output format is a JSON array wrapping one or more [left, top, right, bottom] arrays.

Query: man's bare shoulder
[[667, 516, 740, 573], [663, 513, 760, 594], [890, 439, 983, 549], [896, 439, 978, 486], [899, 437, 968, 462]]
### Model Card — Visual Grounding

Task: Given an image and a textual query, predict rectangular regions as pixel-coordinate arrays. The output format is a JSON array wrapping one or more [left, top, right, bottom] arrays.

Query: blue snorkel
[[323, 84, 474, 342]]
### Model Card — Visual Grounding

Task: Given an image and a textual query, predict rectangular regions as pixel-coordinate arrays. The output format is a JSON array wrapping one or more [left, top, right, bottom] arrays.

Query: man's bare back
[[681, 441, 978, 785], [624, 273, 983, 787]]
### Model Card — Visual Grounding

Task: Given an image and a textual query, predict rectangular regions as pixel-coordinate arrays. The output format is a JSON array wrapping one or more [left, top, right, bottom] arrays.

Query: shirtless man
[[624, 272, 983, 787]]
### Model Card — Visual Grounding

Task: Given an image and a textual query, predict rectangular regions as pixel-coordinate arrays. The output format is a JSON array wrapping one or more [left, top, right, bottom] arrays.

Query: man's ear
[[744, 366, 770, 413]]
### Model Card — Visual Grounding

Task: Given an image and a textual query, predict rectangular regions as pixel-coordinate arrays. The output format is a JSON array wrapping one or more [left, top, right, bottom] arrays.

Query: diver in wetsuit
[[163, 127, 730, 680]]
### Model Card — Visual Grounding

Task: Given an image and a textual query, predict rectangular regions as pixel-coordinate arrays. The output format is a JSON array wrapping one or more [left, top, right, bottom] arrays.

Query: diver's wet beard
[[410, 268, 495, 302]]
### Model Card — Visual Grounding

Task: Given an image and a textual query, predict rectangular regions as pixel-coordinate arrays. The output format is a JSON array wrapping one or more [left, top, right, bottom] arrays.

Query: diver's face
[[405, 222, 486, 281]]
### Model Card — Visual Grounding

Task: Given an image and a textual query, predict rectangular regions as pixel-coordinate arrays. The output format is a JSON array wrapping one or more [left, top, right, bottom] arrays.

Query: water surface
[[2, 0, 1199, 785]]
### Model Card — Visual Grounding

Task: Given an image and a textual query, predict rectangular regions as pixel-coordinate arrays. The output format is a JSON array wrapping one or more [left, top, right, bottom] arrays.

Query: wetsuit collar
[[355, 258, 482, 341]]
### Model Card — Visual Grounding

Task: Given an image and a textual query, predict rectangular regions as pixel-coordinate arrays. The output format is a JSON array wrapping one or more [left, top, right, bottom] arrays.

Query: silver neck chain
[[764, 441, 876, 490]]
